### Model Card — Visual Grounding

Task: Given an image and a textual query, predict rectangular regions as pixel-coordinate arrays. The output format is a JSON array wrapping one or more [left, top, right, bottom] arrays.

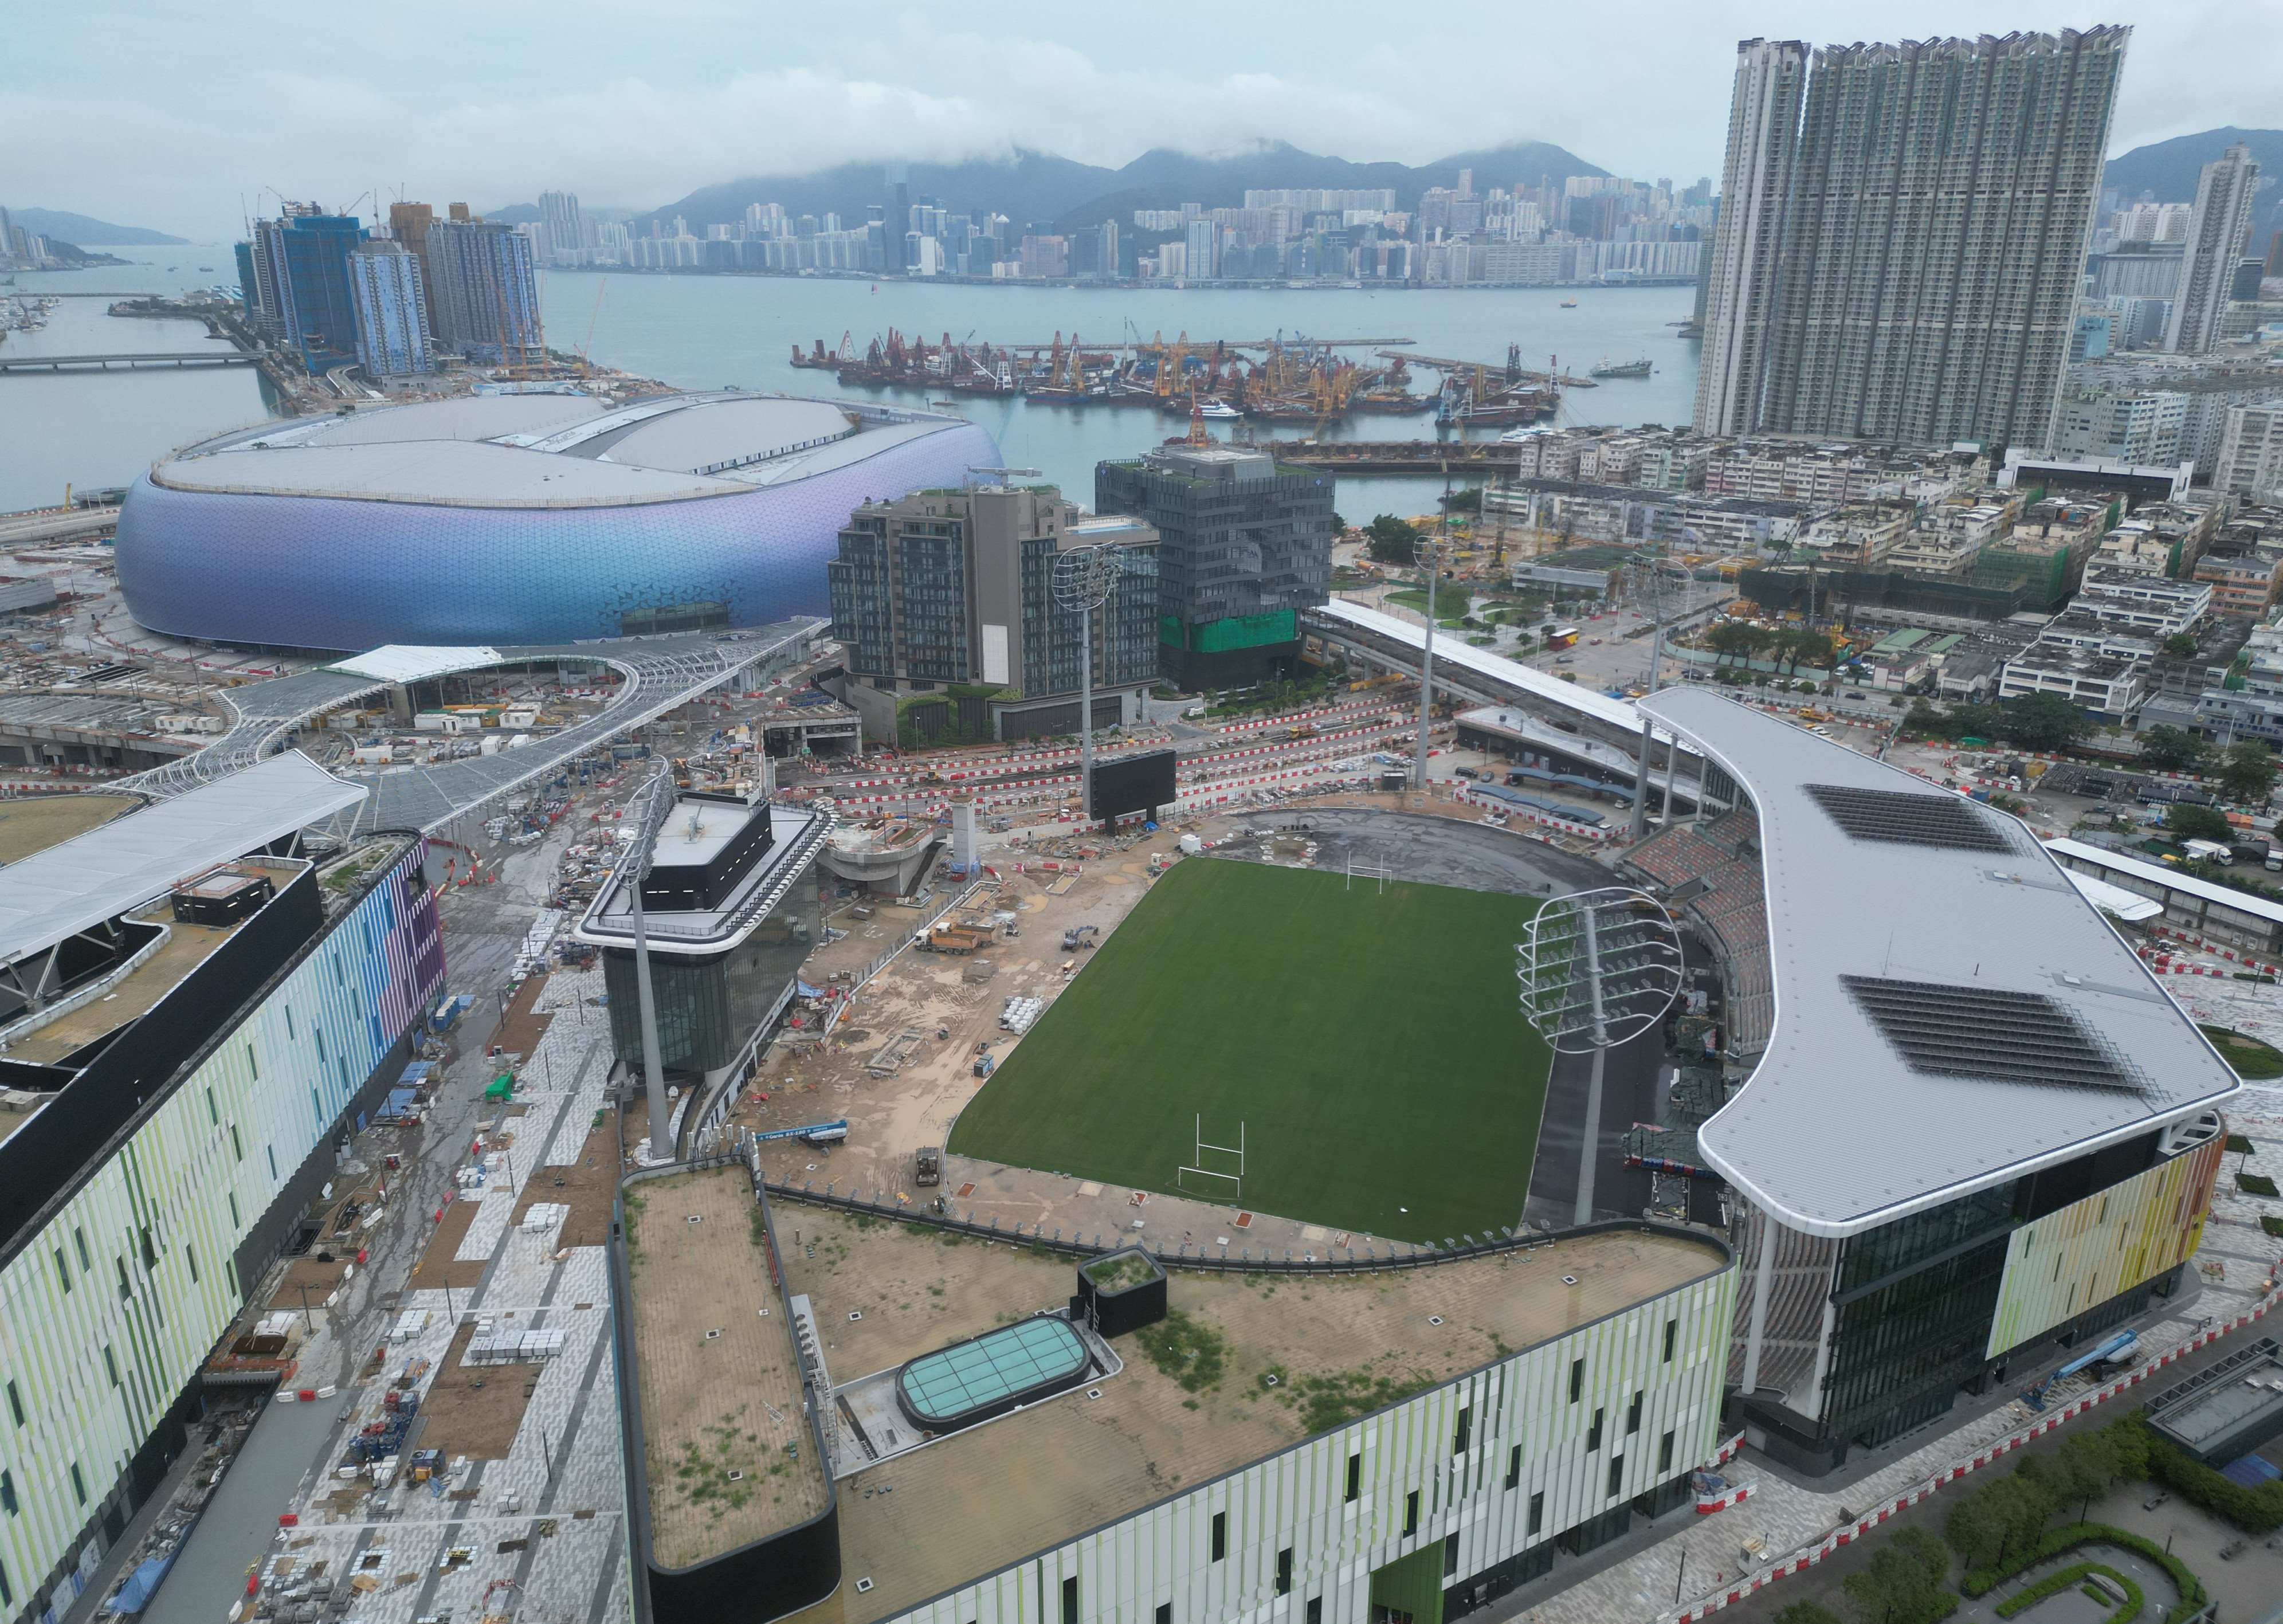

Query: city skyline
[[5, 2, 2281, 241]]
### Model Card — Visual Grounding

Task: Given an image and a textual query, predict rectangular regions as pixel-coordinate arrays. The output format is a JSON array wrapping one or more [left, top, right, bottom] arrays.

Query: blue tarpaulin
[[111, 1551, 178, 1613], [795, 980, 825, 999]]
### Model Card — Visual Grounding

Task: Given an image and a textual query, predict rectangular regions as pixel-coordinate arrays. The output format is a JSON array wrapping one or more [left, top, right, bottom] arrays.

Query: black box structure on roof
[[1092, 749, 1177, 823], [172, 866, 275, 927]]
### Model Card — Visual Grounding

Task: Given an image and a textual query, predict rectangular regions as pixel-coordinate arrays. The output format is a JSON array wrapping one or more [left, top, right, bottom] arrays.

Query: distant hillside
[[627, 140, 1609, 239], [3, 208, 186, 246], [2104, 128, 2283, 202]]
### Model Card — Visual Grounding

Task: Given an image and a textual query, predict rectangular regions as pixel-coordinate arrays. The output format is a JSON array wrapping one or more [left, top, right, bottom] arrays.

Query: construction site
[[788, 329, 1581, 429]]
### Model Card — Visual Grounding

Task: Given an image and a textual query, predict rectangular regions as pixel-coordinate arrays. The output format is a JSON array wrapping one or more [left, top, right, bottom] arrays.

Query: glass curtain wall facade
[[278, 214, 366, 371], [602, 865, 819, 1077]]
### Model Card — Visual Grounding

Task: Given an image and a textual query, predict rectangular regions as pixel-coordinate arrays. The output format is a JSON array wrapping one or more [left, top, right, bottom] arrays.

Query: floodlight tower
[[1052, 543, 1125, 825], [621, 762, 678, 1160], [1623, 554, 1688, 841], [1411, 534, 1450, 794], [1517, 886, 1684, 1225]]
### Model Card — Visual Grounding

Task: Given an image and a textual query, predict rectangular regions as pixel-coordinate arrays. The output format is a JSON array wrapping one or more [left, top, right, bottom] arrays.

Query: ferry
[[1197, 399, 1242, 421], [1559, 296, 1579, 308]]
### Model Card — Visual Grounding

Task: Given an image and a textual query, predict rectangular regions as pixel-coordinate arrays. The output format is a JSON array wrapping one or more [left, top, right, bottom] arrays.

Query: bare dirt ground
[[511, 1106, 620, 1249], [407, 1201, 485, 1292], [413, 1320, 545, 1461]]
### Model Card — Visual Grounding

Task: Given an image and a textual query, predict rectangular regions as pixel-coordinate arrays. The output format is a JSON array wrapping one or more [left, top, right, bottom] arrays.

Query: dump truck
[[915, 1146, 942, 1186], [919, 921, 994, 955]]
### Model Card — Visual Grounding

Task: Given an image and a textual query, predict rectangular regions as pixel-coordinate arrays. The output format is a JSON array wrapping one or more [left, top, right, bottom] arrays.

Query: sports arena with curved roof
[[114, 391, 1002, 652]]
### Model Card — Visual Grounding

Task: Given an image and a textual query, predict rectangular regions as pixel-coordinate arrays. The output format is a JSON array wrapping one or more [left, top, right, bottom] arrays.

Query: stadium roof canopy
[[1640, 687, 2237, 1237], [328, 646, 506, 684], [1310, 600, 1672, 741], [0, 752, 362, 965]]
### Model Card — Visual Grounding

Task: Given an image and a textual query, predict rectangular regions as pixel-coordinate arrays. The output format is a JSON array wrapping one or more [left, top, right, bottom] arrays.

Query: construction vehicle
[[915, 1146, 941, 1186], [1061, 924, 1100, 951], [920, 921, 994, 955], [2019, 1330, 2138, 1410]]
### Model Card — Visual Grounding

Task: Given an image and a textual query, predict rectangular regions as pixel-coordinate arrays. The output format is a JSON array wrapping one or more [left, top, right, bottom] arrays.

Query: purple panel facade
[[113, 421, 1002, 652]]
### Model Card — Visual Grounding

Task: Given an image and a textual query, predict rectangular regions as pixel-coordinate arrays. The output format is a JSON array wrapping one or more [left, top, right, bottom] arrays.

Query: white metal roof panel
[[601, 398, 856, 473], [1640, 687, 2238, 1237], [2063, 869, 2166, 923], [0, 752, 364, 965], [153, 439, 742, 507], [2045, 837, 2283, 927], [1313, 599, 1666, 739], [327, 646, 507, 684]]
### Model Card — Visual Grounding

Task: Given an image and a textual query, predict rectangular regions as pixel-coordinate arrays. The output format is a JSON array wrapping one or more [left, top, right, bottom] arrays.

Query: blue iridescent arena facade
[[114, 417, 1001, 652]]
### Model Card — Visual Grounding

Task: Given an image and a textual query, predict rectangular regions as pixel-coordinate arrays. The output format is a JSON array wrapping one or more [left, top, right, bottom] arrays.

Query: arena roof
[[1639, 687, 2239, 1237], [0, 753, 361, 966], [151, 391, 968, 509]]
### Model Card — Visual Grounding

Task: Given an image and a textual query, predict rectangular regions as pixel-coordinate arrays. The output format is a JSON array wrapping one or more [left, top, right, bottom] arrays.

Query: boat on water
[[1497, 425, 1556, 443], [1559, 296, 1579, 308], [1197, 399, 1241, 420], [1588, 356, 1653, 379]]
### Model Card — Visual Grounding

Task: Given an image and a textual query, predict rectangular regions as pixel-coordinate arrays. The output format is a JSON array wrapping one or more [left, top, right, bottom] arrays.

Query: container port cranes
[[787, 328, 1491, 426]]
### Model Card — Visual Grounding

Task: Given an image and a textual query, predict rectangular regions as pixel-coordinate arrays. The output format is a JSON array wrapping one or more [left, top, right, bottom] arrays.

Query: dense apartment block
[[345, 242, 432, 382], [1695, 29, 2128, 447], [827, 485, 1160, 745], [425, 216, 544, 367], [2165, 144, 2262, 356], [1095, 445, 1335, 688]]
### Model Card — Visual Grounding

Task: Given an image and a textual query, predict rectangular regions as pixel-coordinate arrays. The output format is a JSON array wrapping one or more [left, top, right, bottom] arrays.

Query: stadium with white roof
[[1623, 687, 2236, 1474], [113, 391, 1001, 652]]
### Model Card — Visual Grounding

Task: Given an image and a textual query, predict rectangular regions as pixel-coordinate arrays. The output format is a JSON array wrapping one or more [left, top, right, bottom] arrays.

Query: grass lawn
[[2199, 1023, 2283, 1079], [947, 859, 1550, 1244]]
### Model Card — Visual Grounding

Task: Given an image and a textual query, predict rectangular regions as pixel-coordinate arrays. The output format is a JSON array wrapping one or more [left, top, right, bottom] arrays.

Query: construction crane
[[576, 277, 610, 376]]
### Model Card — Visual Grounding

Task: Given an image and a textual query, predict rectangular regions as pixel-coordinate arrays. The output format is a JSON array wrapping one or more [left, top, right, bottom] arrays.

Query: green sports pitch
[[947, 858, 1551, 1244]]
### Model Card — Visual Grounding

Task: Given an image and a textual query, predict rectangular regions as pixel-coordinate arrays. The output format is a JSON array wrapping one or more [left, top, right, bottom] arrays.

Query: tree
[[1998, 692, 2092, 754], [1774, 1605, 1843, 1624], [2167, 801, 2235, 845], [1944, 1482, 2010, 1572], [2219, 741, 2278, 805], [1364, 514, 1421, 564], [2162, 631, 2200, 658], [1841, 1527, 1950, 1624], [1706, 622, 1762, 666], [2137, 725, 2209, 774], [2052, 1430, 2118, 1521], [1788, 630, 1835, 674]]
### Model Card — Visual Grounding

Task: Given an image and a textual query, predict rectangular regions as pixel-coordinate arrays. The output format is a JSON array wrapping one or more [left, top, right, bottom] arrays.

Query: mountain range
[[628, 140, 1611, 239], [2, 207, 187, 246], [2101, 127, 2283, 204]]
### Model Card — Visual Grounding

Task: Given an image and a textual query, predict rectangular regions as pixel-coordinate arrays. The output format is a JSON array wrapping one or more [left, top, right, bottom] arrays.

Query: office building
[[2165, 146, 2261, 355], [537, 190, 589, 267], [1695, 30, 2128, 447], [574, 782, 827, 1146], [1096, 444, 1336, 688], [345, 242, 432, 381], [1629, 690, 2232, 1472], [0, 757, 444, 1623], [826, 486, 1160, 744], [425, 218, 543, 367]]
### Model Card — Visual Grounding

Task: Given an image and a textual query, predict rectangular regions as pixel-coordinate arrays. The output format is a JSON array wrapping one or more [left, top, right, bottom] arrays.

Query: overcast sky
[[6, 1, 2276, 239]]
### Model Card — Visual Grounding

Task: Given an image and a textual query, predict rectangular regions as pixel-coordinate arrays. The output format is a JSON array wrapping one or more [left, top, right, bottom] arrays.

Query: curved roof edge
[[1641, 687, 2239, 1239]]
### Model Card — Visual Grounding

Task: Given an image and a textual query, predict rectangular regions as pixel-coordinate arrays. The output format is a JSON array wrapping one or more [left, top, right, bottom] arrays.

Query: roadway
[[0, 351, 256, 372]]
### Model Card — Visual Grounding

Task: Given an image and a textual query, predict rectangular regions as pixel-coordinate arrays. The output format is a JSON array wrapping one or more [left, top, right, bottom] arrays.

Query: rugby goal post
[[1346, 857, 1392, 893], [1176, 1114, 1246, 1198]]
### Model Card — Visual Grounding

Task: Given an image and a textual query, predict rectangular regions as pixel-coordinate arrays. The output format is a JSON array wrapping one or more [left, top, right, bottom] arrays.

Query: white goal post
[[1346, 858, 1392, 893], [1175, 1115, 1246, 1198]]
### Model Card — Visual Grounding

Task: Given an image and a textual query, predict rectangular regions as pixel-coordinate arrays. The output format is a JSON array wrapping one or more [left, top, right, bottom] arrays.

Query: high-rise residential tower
[[538, 190, 589, 267], [425, 218, 543, 366], [346, 242, 433, 379], [2164, 144, 2261, 356], [1694, 29, 2130, 449]]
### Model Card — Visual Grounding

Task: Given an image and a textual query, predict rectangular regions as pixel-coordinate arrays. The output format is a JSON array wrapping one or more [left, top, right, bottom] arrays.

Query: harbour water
[[2, 246, 1699, 520]]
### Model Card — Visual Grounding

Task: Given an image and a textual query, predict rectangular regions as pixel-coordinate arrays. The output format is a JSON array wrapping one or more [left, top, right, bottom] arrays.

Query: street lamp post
[[1052, 544, 1127, 827]]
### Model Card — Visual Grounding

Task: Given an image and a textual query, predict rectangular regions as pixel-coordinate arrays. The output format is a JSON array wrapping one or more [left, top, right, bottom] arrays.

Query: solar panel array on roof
[[1803, 783, 2012, 853], [1841, 975, 2143, 1093]]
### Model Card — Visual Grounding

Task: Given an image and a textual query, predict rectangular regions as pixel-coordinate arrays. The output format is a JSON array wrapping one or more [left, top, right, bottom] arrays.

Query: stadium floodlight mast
[[1052, 543, 1126, 823], [1517, 886, 1685, 1223], [1411, 533, 1451, 795], [1622, 552, 1693, 841], [621, 761, 680, 1163]]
